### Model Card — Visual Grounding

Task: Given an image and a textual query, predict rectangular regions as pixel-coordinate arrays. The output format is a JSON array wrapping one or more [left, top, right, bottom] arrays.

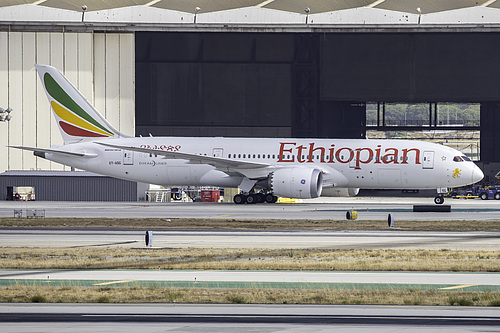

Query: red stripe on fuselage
[[60, 121, 109, 137]]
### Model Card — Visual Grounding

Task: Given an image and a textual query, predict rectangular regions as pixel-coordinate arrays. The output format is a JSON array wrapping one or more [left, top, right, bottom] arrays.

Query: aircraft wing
[[96, 142, 274, 178], [9, 145, 97, 158]]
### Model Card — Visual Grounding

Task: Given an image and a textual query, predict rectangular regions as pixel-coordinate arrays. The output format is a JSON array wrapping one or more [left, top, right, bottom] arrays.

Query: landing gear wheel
[[434, 195, 444, 205], [246, 194, 258, 204], [255, 193, 265, 203], [233, 194, 246, 204], [265, 193, 275, 203]]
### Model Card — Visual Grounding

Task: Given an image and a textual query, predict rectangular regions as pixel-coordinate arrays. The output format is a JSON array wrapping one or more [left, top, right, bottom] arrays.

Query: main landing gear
[[233, 192, 278, 204]]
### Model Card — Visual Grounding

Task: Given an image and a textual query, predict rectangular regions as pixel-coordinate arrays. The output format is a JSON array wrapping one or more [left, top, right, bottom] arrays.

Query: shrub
[[95, 296, 111, 303], [30, 295, 47, 303], [448, 297, 473, 306], [227, 295, 246, 304]]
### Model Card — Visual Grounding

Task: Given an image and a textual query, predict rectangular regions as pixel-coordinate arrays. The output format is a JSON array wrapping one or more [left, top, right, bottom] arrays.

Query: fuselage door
[[123, 151, 134, 165], [422, 151, 434, 169], [212, 148, 224, 158]]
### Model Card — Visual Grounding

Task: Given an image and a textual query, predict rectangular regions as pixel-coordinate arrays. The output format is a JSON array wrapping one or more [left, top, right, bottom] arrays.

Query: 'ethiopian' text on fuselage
[[277, 142, 421, 169]]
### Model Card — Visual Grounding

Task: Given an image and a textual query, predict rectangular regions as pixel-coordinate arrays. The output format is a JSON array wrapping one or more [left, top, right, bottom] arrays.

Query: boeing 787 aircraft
[[11, 65, 484, 204]]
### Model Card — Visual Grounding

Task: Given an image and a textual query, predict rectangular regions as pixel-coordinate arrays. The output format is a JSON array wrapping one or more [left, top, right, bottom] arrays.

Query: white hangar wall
[[0, 32, 135, 172]]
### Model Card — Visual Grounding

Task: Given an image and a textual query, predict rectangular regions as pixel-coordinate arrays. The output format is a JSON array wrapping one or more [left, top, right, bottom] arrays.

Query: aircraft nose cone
[[472, 165, 484, 183]]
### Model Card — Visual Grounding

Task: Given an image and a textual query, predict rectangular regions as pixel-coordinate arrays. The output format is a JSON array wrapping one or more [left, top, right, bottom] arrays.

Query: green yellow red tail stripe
[[43, 72, 114, 138]]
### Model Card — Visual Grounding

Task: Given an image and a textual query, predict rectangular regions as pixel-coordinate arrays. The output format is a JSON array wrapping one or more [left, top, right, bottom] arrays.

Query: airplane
[[11, 64, 484, 205]]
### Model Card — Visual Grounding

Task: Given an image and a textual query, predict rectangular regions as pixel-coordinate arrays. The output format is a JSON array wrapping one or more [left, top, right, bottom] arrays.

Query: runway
[[1, 304, 499, 333], [1, 196, 500, 220]]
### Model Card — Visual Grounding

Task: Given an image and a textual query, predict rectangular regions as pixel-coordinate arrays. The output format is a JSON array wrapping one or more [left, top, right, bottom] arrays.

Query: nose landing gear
[[434, 195, 445, 205]]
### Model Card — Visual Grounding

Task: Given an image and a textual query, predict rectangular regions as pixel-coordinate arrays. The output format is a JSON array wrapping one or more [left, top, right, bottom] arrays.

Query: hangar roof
[[1, 0, 500, 27], [2, 0, 498, 14]]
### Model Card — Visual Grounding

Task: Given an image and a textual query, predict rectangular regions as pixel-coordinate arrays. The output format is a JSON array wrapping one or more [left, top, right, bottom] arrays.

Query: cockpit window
[[453, 156, 463, 162], [462, 156, 471, 162]]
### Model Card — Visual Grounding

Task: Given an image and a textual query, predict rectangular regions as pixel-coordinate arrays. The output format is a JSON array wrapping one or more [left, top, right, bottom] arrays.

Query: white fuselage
[[44, 137, 483, 192]]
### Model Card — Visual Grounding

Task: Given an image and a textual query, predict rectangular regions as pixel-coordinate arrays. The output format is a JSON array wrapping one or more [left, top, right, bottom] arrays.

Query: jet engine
[[269, 167, 323, 199], [321, 187, 360, 197]]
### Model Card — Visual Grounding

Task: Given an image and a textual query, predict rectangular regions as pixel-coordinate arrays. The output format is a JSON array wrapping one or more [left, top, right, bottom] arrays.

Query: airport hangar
[[0, 0, 500, 201]]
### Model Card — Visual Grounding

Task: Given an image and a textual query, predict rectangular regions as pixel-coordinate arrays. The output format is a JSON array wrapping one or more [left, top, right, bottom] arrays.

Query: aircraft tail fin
[[35, 64, 129, 144]]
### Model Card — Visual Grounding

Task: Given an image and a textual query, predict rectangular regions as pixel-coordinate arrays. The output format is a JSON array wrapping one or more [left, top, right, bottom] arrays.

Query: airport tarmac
[[1, 229, 500, 250], [1, 197, 499, 332], [1, 269, 499, 291], [1, 197, 500, 250], [2, 304, 499, 333], [1, 196, 500, 221]]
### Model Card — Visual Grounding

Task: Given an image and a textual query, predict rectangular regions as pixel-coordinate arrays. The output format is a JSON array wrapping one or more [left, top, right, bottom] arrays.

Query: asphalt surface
[[1, 304, 499, 333], [1, 196, 500, 220], [1, 229, 499, 250]]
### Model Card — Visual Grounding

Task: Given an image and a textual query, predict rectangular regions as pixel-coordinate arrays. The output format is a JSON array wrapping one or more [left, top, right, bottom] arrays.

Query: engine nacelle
[[269, 167, 323, 199], [321, 187, 360, 197]]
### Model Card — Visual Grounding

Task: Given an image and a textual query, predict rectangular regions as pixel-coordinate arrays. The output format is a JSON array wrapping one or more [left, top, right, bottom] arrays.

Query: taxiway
[[1, 197, 500, 221], [1, 229, 500, 250]]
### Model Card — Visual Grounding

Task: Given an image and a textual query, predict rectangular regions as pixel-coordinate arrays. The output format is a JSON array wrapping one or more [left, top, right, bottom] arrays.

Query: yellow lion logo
[[452, 168, 461, 179]]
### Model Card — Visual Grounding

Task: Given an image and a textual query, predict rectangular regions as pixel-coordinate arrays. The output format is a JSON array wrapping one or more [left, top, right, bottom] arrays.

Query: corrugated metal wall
[[0, 172, 138, 201], [0, 32, 135, 172]]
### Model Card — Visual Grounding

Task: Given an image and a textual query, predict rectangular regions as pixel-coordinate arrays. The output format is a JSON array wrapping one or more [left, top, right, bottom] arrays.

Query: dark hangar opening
[[135, 31, 500, 162]]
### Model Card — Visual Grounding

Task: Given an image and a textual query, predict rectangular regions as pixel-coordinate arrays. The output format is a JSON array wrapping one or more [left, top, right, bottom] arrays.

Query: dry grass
[[1, 217, 500, 231], [1, 247, 499, 272], [1, 285, 500, 306]]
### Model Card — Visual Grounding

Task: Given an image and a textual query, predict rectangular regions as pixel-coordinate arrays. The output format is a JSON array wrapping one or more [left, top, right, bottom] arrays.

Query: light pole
[[194, 7, 200, 24], [81, 5, 87, 23]]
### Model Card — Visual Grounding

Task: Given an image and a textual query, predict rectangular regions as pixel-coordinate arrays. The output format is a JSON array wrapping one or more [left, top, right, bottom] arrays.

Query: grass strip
[[2, 285, 500, 306], [1, 217, 500, 231], [1, 247, 499, 272]]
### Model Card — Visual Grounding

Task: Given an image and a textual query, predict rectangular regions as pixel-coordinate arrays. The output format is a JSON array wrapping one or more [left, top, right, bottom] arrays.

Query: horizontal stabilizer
[[9, 145, 97, 158]]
